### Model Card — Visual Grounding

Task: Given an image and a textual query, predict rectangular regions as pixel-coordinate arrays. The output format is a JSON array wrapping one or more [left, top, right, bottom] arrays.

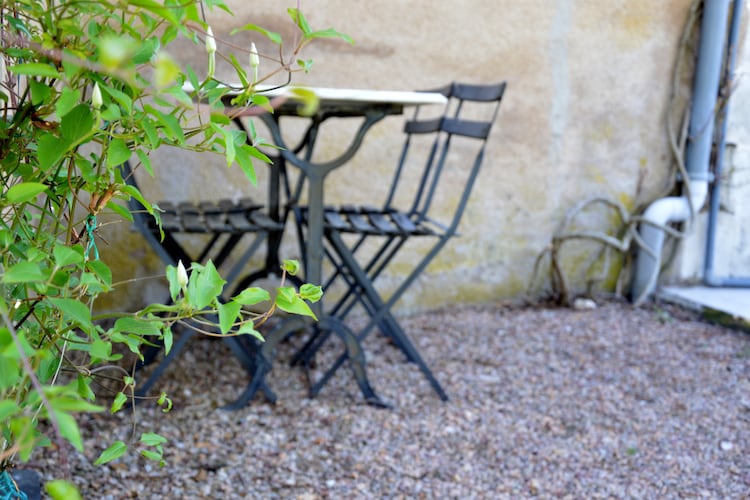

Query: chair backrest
[[384, 81, 506, 233]]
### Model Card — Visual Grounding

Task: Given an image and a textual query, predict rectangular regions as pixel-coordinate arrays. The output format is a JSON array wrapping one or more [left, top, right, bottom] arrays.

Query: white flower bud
[[176, 260, 188, 289], [249, 43, 259, 69], [91, 82, 102, 110], [205, 26, 216, 80], [249, 43, 259, 84], [205, 26, 216, 54]]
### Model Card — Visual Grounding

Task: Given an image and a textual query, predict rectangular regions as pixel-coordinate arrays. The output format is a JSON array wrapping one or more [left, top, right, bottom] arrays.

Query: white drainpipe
[[631, 0, 731, 305], [631, 181, 708, 306]]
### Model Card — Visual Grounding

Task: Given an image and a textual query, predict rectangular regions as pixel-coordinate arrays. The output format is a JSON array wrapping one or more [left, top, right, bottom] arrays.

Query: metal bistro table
[[222, 86, 448, 409]]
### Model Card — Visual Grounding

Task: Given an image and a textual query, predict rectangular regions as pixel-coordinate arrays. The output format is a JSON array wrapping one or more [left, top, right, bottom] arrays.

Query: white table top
[[184, 83, 448, 107]]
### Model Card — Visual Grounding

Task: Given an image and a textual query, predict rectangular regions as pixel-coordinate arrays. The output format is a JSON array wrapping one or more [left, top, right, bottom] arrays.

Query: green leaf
[[141, 117, 160, 148], [89, 337, 115, 360], [231, 24, 282, 44], [86, 260, 112, 288], [0, 399, 18, 421], [217, 300, 242, 334], [0, 354, 21, 390], [140, 432, 167, 446], [94, 440, 127, 465], [53, 243, 84, 267], [129, 0, 179, 24], [114, 317, 161, 336], [140, 449, 164, 463], [185, 65, 200, 93], [29, 78, 51, 106], [77, 374, 96, 401], [46, 479, 83, 500], [106, 200, 133, 222], [307, 28, 354, 45], [299, 283, 323, 303], [232, 287, 270, 306], [48, 395, 103, 413], [11, 416, 35, 462], [157, 392, 172, 412], [7, 16, 31, 37], [9, 62, 60, 78], [53, 410, 83, 452], [144, 105, 184, 143], [56, 87, 82, 117], [3, 261, 48, 283], [165, 263, 181, 303], [48, 298, 93, 331], [6, 182, 47, 203], [101, 104, 121, 122], [287, 8, 312, 35], [135, 149, 154, 177], [236, 147, 256, 186], [132, 37, 160, 65], [111, 392, 128, 414], [187, 260, 225, 310], [100, 84, 133, 114], [282, 259, 300, 276], [297, 59, 314, 74], [60, 104, 94, 145], [162, 327, 173, 355], [244, 142, 272, 164], [106, 138, 132, 167], [36, 133, 67, 172], [237, 321, 264, 342], [275, 287, 317, 320], [228, 54, 249, 88]]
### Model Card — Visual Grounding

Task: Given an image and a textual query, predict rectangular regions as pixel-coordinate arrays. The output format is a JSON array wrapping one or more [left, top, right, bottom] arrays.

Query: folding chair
[[124, 116, 293, 401], [294, 81, 507, 399]]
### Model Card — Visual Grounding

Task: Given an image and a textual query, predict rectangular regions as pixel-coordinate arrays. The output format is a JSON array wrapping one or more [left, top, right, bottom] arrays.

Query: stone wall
[[106, 0, 696, 312]]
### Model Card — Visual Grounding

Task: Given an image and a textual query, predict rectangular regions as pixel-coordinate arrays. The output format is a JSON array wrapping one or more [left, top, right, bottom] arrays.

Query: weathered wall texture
[[106, 0, 695, 313]]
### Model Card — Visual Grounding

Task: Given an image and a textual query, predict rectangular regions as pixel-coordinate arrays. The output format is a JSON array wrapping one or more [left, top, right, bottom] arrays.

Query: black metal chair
[[293, 81, 507, 399], [123, 116, 294, 401]]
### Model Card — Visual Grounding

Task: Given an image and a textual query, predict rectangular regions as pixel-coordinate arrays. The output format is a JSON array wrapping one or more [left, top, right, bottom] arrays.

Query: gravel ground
[[32, 299, 750, 499]]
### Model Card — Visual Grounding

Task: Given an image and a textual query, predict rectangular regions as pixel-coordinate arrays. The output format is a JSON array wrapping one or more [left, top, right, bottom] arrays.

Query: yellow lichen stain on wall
[[617, 191, 635, 212], [613, 1, 654, 49], [591, 122, 615, 143], [583, 164, 607, 186]]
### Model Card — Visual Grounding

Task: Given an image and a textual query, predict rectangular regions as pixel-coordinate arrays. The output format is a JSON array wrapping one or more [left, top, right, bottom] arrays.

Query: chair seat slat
[[389, 211, 420, 234], [365, 210, 400, 234], [324, 210, 351, 230]]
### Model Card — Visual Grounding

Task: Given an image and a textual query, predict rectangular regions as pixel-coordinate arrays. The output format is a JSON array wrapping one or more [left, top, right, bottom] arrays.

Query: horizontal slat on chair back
[[404, 117, 492, 140], [403, 117, 442, 134], [452, 82, 506, 102], [441, 118, 492, 139]]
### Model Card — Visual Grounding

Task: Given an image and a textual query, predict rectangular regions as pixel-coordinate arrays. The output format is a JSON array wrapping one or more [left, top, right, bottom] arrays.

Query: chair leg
[[321, 242, 418, 363], [324, 229, 448, 401]]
